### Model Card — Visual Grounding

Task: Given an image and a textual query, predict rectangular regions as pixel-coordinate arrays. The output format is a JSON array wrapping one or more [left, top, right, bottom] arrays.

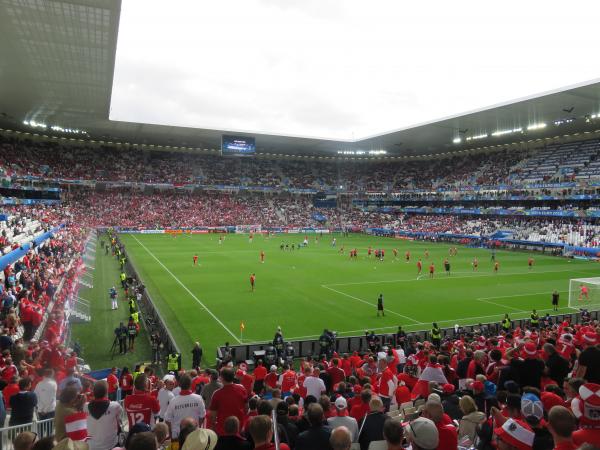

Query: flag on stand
[[240, 321, 245, 332]]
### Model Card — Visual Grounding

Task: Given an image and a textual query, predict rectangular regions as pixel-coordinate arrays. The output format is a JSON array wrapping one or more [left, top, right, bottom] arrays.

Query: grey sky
[[110, 0, 600, 140]]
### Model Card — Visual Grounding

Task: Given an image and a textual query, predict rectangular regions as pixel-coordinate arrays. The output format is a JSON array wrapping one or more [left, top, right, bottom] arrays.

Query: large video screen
[[221, 135, 256, 156]]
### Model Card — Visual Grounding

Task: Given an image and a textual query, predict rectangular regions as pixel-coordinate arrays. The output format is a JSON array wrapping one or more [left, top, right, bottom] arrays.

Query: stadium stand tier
[[1, 134, 600, 450]]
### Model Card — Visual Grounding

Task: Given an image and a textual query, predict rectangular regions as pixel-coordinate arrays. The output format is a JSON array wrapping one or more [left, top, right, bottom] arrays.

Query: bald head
[[330, 426, 352, 450]]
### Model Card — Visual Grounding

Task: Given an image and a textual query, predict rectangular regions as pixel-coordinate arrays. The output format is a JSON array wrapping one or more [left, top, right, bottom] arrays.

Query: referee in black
[[552, 290, 559, 311], [377, 294, 385, 317]]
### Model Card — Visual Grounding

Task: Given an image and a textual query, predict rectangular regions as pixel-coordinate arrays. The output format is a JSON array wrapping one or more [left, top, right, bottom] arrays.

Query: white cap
[[335, 396, 348, 409], [270, 365, 277, 371]]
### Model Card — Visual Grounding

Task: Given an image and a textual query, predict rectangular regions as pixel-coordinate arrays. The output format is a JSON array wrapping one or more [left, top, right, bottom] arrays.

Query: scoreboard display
[[221, 135, 256, 156]]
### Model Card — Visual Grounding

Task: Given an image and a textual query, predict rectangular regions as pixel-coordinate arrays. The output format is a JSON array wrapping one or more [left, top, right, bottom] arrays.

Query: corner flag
[[240, 321, 245, 332]]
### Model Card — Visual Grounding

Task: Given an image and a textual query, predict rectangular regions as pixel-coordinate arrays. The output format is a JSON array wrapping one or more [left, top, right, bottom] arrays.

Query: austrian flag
[[64, 411, 88, 441]]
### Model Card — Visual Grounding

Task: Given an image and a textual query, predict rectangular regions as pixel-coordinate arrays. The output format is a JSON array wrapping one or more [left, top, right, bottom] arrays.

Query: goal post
[[569, 278, 600, 310]]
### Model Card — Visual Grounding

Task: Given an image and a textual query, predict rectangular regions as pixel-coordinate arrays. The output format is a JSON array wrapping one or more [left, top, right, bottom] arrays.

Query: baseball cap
[[270, 365, 277, 371], [521, 394, 544, 422], [182, 428, 218, 450], [494, 418, 534, 450], [335, 396, 348, 409], [404, 417, 439, 450]]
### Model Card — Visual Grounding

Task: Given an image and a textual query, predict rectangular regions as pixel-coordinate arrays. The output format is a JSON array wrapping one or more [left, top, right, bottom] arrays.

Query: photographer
[[115, 322, 128, 355]]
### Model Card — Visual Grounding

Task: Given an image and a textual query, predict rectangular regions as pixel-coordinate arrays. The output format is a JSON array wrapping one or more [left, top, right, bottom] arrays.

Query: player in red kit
[[260, 250, 265, 263], [368, 246, 372, 257], [393, 248, 398, 260], [249, 232, 254, 243], [405, 250, 410, 263], [417, 259, 422, 275], [193, 254, 198, 266], [250, 273, 256, 292], [528, 257, 534, 270], [494, 261, 499, 273], [425, 250, 429, 259], [579, 284, 589, 301], [429, 263, 435, 278]]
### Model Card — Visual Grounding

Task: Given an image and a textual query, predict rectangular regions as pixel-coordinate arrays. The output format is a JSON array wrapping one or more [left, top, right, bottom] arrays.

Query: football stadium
[[1, 1, 600, 450]]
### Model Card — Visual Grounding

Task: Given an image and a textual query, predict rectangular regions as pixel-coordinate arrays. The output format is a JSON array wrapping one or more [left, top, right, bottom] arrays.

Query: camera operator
[[115, 322, 127, 354]]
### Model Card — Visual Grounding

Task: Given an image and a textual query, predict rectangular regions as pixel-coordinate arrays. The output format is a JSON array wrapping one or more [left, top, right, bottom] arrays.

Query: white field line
[[477, 290, 569, 301], [324, 267, 599, 287], [131, 235, 241, 344], [238, 306, 581, 343], [321, 285, 421, 324], [476, 298, 526, 313]]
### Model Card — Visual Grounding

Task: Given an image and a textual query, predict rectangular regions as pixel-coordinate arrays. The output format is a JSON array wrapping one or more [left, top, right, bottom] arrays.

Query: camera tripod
[[110, 335, 120, 359]]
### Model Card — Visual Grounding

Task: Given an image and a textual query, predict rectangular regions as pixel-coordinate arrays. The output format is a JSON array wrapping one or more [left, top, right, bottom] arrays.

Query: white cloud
[[110, 0, 600, 140]]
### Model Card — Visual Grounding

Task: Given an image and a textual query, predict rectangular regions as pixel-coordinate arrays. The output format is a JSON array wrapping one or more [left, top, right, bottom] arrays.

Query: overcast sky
[[110, 0, 600, 141]]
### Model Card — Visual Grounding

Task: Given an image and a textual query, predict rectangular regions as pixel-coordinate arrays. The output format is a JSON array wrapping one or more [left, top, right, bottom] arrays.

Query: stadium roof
[[1, 0, 600, 158]]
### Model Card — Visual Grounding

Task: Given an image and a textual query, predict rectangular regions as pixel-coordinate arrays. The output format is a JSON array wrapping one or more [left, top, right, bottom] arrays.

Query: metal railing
[[0, 400, 128, 450], [0, 418, 54, 450], [218, 310, 599, 363]]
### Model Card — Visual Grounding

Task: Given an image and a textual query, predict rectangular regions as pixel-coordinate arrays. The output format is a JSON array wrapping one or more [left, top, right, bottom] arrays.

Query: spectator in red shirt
[[571, 382, 600, 447], [350, 389, 371, 422], [547, 406, 577, 450], [327, 359, 346, 387], [253, 360, 267, 395], [124, 373, 160, 428], [2, 375, 19, 408], [107, 367, 119, 401], [422, 400, 457, 450], [264, 365, 278, 392], [119, 367, 133, 398], [208, 367, 249, 435]]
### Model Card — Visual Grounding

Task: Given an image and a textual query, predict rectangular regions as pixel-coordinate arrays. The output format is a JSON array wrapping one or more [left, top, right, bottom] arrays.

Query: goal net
[[568, 278, 600, 310]]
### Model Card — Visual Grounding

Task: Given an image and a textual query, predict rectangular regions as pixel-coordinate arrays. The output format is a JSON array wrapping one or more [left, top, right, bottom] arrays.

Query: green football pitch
[[118, 232, 599, 367]]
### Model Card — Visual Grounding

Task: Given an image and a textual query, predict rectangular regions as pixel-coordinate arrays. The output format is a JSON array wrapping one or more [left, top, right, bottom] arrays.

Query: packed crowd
[[0, 134, 587, 192], [0, 207, 87, 433], [394, 215, 600, 248], [4, 311, 599, 450]]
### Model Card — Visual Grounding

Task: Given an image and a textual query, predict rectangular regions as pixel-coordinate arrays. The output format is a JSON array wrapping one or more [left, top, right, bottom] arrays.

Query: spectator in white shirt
[[34, 368, 57, 420], [85, 380, 123, 450], [327, 397, 359, 442], [303, 367, 326, 400], [164, 374, 206, 440], [158, 376, 176, 420]]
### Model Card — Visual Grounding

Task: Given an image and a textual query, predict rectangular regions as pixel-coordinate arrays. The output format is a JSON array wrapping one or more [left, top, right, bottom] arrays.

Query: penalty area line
[[323, 267, 600, 288], [321, 285, 421, 324], [130, 235, 241, 344]]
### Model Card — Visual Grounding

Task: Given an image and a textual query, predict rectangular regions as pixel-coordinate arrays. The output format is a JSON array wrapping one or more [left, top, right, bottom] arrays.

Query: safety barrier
[[0, 418, 54, 450], [116, 236, 181, 369], [218, 310, 599, 363], [0, 400, 128, 450]]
